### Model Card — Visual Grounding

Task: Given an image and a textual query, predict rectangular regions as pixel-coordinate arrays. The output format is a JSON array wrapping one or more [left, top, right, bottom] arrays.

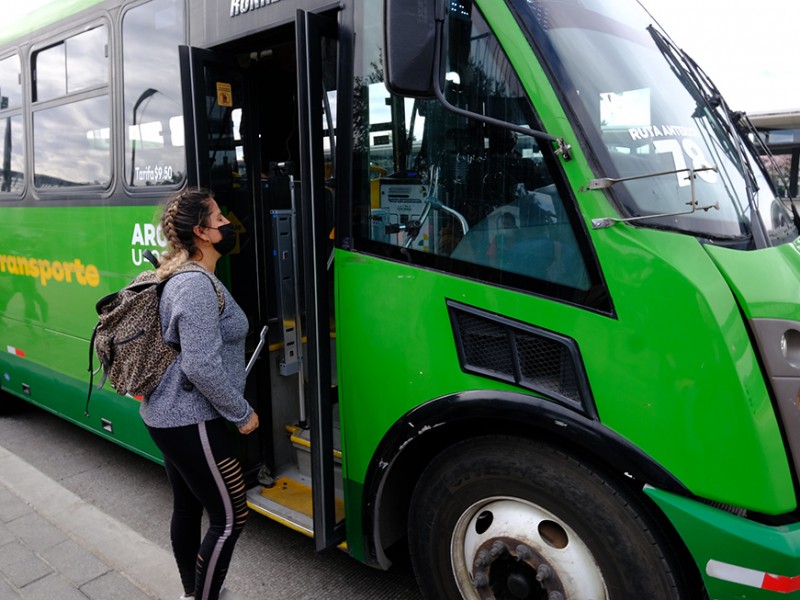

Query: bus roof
[[747, 109, 800, 131], [0, 0, 104, 46]]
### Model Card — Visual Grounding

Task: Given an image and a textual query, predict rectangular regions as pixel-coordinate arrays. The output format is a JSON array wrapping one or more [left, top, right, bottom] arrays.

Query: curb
[[0, 443, 182, 600]]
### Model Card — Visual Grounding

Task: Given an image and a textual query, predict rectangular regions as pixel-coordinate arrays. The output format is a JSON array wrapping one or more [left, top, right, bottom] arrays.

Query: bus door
[[295, 9, 342, 551], [178, 9, 344, 551]]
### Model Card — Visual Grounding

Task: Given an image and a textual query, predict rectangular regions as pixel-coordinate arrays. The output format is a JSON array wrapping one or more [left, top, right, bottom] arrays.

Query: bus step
[[246, 473, 345, 539], [286, 423, 342, 458], [285, 423, 343, 482]]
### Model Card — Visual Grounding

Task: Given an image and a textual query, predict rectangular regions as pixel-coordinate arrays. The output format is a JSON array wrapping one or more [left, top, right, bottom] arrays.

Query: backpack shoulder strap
[[95, 272, 160, 314], [143, 249, 160, 269]]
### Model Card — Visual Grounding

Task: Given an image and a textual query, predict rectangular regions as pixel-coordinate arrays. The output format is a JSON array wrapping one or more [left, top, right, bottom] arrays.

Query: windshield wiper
[[646, 25, 770, 249]]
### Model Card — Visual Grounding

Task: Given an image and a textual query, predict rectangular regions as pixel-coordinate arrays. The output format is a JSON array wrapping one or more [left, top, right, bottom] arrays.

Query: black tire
[[408, 435, 690, 600]]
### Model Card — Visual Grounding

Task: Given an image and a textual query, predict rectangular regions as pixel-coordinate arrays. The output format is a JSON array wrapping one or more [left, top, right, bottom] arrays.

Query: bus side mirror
[[383, 0, 445, 98]]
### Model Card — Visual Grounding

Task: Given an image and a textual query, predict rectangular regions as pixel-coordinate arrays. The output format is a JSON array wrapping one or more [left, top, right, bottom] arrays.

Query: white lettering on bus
[[131, 223, 168, 267], [131, 248, 164, 266], [628, 124, 699, 141], [230, 0, 278, 18], [132, 223, 166, 246], [133, 164, 174, 182]]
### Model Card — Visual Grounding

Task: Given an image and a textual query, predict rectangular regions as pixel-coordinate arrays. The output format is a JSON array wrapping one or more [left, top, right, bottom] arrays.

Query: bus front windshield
[[512, 0, 797, 247]]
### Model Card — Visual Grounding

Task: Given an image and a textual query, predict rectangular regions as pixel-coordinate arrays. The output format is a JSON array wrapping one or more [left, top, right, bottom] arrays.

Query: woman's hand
[[238, 412, 259, 435]]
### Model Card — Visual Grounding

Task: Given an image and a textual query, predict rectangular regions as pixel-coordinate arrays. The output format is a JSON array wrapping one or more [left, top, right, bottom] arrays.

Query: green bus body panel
[[646, 486, 800, 598], [0, 0, 105, 45], [0, 205, 163, 461], [2, 352, 161, 462], [705, 240, 800, 321], [474, 0, 793, 513], [587, 224, 793, 512], [335, 225, 793, 532]]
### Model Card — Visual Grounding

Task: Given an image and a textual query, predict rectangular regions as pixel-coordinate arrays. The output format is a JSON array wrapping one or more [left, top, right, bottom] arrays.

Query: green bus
[[2, 0, 800, 597]]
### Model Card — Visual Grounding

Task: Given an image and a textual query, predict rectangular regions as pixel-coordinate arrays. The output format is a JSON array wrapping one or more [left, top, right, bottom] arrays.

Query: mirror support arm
[[430, 19, 572, 161]]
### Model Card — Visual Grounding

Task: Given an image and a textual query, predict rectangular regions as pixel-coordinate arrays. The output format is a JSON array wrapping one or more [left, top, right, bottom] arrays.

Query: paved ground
[[0, 442, 186, 600], [0, 394, 423, 600]]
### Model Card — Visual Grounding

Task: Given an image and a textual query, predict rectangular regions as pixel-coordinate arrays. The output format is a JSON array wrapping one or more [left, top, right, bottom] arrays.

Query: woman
[[141, 187, 259, 600]]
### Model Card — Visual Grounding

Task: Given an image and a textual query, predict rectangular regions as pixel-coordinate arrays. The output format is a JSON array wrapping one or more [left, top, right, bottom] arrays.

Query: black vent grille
[[449, 301, 591, 413]]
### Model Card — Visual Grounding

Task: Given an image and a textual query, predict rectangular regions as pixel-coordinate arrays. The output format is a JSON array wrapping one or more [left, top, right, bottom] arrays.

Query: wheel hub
[[470, 536, 564, 599], [452, 498, 607, 600]]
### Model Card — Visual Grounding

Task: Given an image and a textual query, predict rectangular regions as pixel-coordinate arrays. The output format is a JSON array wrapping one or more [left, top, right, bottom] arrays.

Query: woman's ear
[[193, 225, 208, 242]]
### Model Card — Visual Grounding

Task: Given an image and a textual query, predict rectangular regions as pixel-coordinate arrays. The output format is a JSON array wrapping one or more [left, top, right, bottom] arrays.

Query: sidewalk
[[0, 443, 182, 600]]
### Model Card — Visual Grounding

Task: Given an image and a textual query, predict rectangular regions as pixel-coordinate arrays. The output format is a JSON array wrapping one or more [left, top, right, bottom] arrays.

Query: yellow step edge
[[247, 500, 348, 552], [247, 501, 314, 538], [256, 476, 345, 522], [247, 498, 349, 552], [284, 425, 343, 460]]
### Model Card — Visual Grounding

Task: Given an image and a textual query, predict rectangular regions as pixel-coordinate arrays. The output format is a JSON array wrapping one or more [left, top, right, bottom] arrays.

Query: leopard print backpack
[[86, 260, 223, 415]]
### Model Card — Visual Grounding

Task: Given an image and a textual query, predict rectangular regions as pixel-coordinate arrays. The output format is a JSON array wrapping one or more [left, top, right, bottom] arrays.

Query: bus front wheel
[[408, 435, 690, 599]]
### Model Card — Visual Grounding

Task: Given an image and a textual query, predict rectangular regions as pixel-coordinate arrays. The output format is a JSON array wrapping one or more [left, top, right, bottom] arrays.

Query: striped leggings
[[147, 419, 249, 600]]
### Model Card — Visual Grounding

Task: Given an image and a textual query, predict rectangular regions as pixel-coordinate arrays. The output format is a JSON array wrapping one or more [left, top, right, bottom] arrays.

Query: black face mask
[[210, 223, 237, 256]]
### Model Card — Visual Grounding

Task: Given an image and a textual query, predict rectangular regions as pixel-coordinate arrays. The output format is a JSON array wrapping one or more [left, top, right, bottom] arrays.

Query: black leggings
[[147, 419, 248, 600]]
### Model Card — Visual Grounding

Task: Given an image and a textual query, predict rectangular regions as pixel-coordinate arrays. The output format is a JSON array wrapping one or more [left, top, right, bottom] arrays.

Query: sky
[[3, 0, 795, 114], [641, 0, 798, 113]]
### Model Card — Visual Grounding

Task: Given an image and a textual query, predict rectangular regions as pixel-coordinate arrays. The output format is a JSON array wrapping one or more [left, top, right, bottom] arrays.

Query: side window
[[32, 25, 110, 189], [0, 54, 24, 196], [353, 2, 592, 292], [34, 27, 107, 102], [33, 42, 66, 102], [122, 0, 186, 189]]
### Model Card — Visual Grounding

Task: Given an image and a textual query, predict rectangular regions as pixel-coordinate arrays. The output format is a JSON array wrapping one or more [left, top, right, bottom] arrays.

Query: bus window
[[0, 54, 22, 109], [33, 26, 108, 102], [0, 54, 24, 196], [33, 97, 111, 188], [353, 1, 592, 294], [122, 0, 186, 188], [32, 25, 110, 190]]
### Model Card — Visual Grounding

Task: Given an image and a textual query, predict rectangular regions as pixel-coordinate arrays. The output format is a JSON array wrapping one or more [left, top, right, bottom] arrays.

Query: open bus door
[[178, 9, 344, 552], [295, 9, 343, 551]]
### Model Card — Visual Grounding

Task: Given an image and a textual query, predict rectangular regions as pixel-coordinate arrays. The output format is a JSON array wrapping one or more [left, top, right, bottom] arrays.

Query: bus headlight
[[781, 328, 800, 369]]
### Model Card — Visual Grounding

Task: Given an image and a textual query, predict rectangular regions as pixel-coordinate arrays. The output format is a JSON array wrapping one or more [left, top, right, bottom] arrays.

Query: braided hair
[[157, 187, 214, 279]]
